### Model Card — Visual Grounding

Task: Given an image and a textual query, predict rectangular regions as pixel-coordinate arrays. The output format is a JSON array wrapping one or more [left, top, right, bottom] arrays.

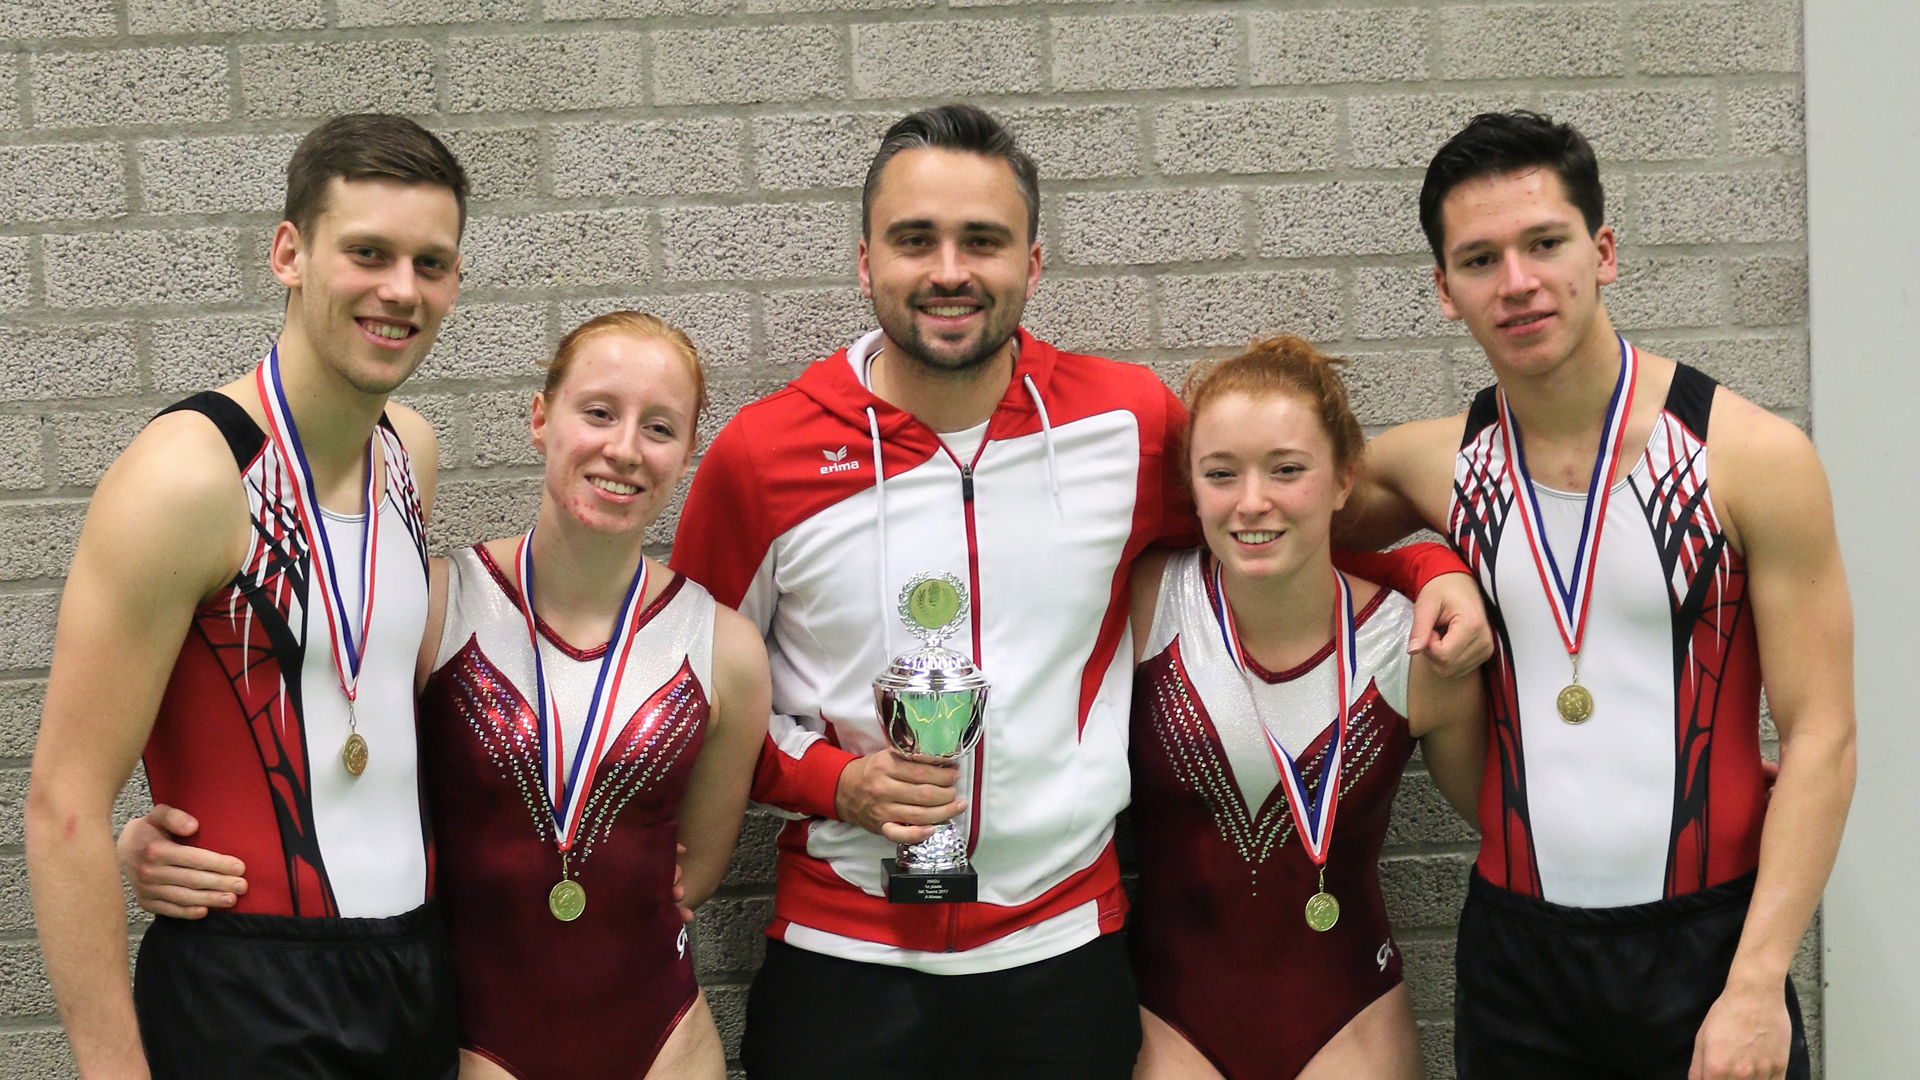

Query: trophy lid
[[875, 572, 988, 693]]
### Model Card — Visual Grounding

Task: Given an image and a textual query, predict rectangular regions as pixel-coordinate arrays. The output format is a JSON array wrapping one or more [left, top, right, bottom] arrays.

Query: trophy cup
[[873, 572, 990, 904]]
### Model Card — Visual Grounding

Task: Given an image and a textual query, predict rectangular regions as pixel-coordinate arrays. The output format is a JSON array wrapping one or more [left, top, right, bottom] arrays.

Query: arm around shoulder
[[1334, 414, 1464, 552]]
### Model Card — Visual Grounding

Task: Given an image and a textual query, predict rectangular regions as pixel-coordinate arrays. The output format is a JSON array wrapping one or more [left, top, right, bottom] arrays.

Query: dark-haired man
[[671, 104, 1487, 1078], [1339, 111, 1853, 1080], [27, 114, 466, 1080]]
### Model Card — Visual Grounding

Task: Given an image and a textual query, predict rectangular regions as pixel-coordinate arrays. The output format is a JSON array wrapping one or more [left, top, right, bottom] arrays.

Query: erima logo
[[819, 446, 861, 475]]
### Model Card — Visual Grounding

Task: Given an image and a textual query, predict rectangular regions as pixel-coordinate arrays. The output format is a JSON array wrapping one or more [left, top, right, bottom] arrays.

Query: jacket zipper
[[953, 457, 985, 952]]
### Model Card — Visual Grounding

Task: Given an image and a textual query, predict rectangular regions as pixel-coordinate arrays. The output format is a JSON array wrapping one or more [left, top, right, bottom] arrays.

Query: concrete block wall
[[0, 1, 1813, 1075]]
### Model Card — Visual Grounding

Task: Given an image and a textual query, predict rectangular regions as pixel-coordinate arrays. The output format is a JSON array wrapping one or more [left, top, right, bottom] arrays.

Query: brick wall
[[0, 1, 1815, 1076]]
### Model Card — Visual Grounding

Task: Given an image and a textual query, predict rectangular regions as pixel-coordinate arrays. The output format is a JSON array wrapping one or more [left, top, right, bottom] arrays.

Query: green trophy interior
[[896, 690, 974, 758]]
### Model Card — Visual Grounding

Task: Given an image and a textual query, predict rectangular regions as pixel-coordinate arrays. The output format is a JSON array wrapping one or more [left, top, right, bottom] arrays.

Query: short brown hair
[[283, 114, 469, 238], [543, 312, 710, 438], [1182, 335, 1365, 474], [862, 104, 1041, 244]]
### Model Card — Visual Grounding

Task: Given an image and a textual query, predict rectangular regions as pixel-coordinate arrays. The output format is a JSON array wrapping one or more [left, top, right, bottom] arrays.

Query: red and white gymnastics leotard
[[419, 545, 712, 1080], [1130, 550, 1416, 1080], [144, 391, 433, 919], [1449, 364, 1766, 906]]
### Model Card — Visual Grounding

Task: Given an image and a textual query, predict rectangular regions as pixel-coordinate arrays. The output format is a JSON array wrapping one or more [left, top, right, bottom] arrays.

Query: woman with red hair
[[1128, 336, 1487, 1080]]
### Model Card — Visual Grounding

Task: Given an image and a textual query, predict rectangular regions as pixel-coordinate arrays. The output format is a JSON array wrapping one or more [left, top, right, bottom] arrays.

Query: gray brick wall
[[0, 1, 1814, 1076]]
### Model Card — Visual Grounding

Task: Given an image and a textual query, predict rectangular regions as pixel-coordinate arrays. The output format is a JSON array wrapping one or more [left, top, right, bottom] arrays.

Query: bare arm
[[1405, 649, 1488, 823], [27, 416, 248, 1079], [1333, 414, 1465, 552], [1691, 395, 1856, 1080], [675, 602, 773, 910], [1128, 549, 1174, 667]]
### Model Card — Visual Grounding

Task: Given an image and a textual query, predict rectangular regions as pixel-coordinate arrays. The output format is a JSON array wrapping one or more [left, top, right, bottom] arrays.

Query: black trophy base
[[882, 858, 977, 904]]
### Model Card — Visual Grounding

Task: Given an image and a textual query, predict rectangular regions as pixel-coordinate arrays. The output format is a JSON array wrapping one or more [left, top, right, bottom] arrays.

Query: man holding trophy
[[671, 104, 1485, 1079]]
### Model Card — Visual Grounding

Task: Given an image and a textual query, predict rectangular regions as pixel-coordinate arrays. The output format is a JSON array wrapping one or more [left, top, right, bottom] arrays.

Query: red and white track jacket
[[671, 328, 1196, 971]]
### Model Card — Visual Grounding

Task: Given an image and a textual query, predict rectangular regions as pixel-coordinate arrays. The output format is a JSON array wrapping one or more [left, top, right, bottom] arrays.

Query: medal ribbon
[[256, 348, 381, 706], [515, 526, 650, 854], [1209, 559, 1357, 867], [1495, 337, 1639, 658]]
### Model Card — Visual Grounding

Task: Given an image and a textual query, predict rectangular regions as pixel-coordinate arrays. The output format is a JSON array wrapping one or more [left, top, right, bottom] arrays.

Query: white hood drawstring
[[1022, 374, 1063, 516], [867, 405, 891, 657]]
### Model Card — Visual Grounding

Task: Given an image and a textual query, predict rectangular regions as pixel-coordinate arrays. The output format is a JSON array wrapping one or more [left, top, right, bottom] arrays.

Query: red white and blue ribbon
[[256, 347, 381, 709], [515, 526, 649, 854], [1210, 558, 1357, 867], [1495, 336, 1638, 660]]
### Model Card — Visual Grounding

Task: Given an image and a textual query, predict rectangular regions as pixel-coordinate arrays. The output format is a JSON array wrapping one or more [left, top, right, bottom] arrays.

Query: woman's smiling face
[[531, 332, 699, 538]]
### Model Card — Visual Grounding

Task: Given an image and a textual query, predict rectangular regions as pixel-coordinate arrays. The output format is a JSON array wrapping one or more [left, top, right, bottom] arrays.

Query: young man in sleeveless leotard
[[27, 115, 466, 1079], [1336, 113, 1854, 1080], [119, 314, 772, 1080], [1126, 337, 1489, 1080]]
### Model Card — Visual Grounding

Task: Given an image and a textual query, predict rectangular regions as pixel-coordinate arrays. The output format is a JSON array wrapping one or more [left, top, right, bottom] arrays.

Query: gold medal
[[548, 878, 586, 922], [342, 732, 369, 776], [1557, 682, 1593, 724], [1305, 890, 1340, 932]]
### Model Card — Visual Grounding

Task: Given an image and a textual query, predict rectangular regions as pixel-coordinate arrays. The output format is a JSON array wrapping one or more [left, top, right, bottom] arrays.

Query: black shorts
[[1454, 869, 1809, 1080], [742, 932, 1142, 1080], [133, 901, 459, 1080]]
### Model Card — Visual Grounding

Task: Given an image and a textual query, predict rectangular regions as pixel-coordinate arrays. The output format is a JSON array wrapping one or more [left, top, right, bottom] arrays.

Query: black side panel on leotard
[[1664, 363, 1718, 441], [1463, 385, 1501, 448], [155, 391, 265, 470]]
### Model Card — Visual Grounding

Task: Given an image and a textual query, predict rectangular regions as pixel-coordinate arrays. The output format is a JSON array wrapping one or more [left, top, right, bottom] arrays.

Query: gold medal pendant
[[1304, 865, 1340, 931], [1557, 682, 1594, 724], [1305, 890, 1340, 932], [342, 732, 369, 776], [549, 878, 586, 922]]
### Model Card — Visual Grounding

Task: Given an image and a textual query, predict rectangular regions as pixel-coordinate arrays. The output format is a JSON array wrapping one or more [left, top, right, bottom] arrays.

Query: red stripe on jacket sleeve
[[1333, 541, 1472, 598], [749, 732, 858, 820]]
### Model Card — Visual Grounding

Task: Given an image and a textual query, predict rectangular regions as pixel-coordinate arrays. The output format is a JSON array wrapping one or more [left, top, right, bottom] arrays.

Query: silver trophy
[[872, 572, 990, 903]]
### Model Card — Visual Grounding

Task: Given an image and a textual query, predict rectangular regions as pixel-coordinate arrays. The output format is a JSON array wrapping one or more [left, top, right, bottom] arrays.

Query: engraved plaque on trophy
[[872, 572, 990, 904]]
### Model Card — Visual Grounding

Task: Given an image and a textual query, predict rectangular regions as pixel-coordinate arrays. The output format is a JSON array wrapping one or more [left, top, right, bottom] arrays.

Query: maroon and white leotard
[[420, 545, 712, 1080], [1130, 550, 1415, 1080]]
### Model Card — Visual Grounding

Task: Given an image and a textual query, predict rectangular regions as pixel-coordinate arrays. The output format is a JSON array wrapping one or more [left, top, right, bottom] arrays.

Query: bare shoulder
[[383, 401, 439, 465], [708, 600, 771, 728], [1129, 547, 1181, 649], [1357, 410, 1472, 525], [1369, 411, 1471, 464], [85, 409, 251, 598], [1341, 571, 1385, 613], [1705, 384, 1829, 551], [102, 410, 248, 526]]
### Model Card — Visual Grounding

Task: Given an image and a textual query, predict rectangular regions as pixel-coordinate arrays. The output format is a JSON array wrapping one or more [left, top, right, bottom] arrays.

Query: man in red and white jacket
[[672, 104, 1480, 1079]]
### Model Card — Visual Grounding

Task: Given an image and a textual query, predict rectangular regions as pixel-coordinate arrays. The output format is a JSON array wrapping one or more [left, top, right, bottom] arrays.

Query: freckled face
[[530, 334, 698, 537], [1190, 390, 1353, 582]]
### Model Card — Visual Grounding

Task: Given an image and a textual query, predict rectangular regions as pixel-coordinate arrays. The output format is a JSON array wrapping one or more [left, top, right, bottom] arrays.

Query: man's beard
[[873, 286, 1023, 377]]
